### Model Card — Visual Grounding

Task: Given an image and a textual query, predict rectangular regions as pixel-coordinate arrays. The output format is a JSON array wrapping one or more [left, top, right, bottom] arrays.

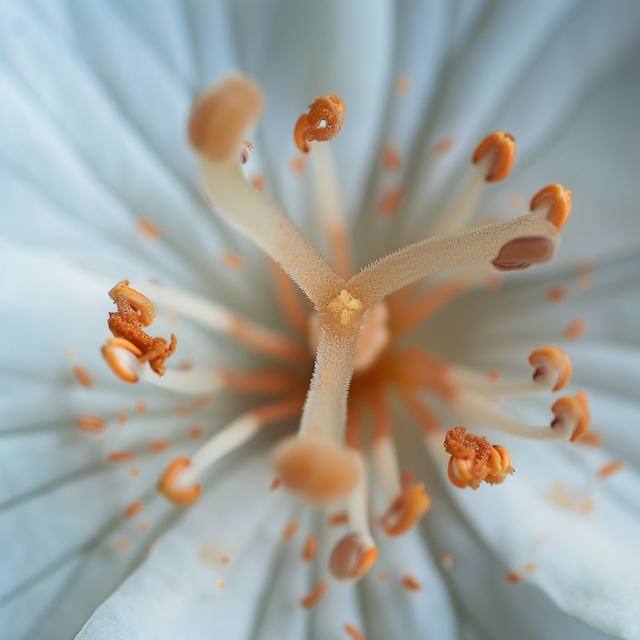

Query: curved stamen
[[451, 390, 590, 442], [530, 184, 571, 231], [348, 213, 560, 306], [432, 131, 515, 236]]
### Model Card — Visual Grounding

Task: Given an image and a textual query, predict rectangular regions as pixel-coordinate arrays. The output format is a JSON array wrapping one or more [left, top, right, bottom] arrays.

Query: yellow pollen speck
[[328, 289, 362, 326]]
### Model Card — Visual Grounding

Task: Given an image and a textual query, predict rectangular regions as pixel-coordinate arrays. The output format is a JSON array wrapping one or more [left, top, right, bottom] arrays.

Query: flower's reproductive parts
[[99, 76, 590, 603]]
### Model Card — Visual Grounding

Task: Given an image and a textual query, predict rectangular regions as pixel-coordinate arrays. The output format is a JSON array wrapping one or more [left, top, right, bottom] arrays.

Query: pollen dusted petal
[[492, 236, 555, 271], [188, 76, 263, 163], [329, 532, 378, 580], [472, 130, 516, 182], [272, 436, 360, 505], [294, 94, 345, 153], [530, 183, 572, 231], [157, 457, 202, 505], [380, 484, 431, 537]]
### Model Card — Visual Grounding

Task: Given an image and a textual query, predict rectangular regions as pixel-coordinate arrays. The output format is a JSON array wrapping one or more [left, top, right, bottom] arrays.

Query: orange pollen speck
[[382, 144, 402, 171], [505, 572, 522, 584], [157, 457, 202, 505], [73, 365, 93, 388], [178, 406, 190, 416], [402, 575, 422, 592], [576, 430, 602, 447], [546, 285, 567, 302], [135, 401, 148, 414], [344, 624, 366, 640], [488, 369, 501, 382], [300, 580, 328, 609], [107, 451, 136, 463], [216, 580, 224, 589], [432, 135, 456, 156], [282, 521, 300, 541], [130, 467, 139, 476], [251, 174, 265, 192], [148, 440, 171, 453], [378, 186, 403, 218], [118, 412, 128, 425], [220, 555, 230, 565], [565, 318, 586, 341], [442, 552, 453, 566], [188, 425, 204, 439], [329, 512, 349, 527], [269, 477, 282, 491], [472, 131, 516, 182], [290, 155, 306, 175], [136, 217, 162, 240], [400, 469, 414, 490], [444, 426, 514, 490], [294, 94, 344, 153], [77, 416, 105, 433], [106, 281, 177, 377], [395, 75, 412, 93], [597, 460, 623, 480], [220, 250, 245, 271], [302, 535, 318, 562], [124, 500, 144, 519], [378, 572, 388, 583], [117, 539, 129, 550], [139, 521, 149, 531]]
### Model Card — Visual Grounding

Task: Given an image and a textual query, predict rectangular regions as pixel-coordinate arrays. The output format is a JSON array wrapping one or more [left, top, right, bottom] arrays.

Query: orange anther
[[300, 580, 328, 609], [76, 416, 106, 433], [329, 533, 378, 581], [188, 76, 264, 162], [472, 131, 516, 182], [444, 426, 514, 490], [551, 390, 590, 441], [156, 457, 202, 505], [528, 346, 572, 391], [344, 624, 366, 640], [101, 337, 142, 384], [107, 282, 177, 377], [401, 574, 422, 592], [302, 535, 318, 562], [530, 184, 571, 231], [124, 500, 144, 519], [294, 94, 344, 153], [380, 484, 431, 537], [282, 521, 300, 541]]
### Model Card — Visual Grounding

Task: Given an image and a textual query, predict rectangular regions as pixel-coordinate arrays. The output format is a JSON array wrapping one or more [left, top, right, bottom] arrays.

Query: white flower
[[1, 2, 640, 640]]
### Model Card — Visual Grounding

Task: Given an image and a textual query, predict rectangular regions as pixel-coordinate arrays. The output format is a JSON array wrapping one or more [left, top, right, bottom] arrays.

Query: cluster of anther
[[106, 281, 177, 376], [444, 426, 514, 490], [294, 94, 345, 153]]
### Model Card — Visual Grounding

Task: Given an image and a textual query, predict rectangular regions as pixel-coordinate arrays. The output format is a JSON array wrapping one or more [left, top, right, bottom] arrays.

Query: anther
[[380, 484, 431, 537], [101, 337, 142, 383], [492, 236, 555, 271], [107, 281, 177, 376], [472, 131, 516, 182], [530, 184, 571, 231], [156, 457, 202, 505], [529, 346, 572, 391], [444, 426, 514, 490], [329, 532, 378, 581], [551, 390, 590, 441], [188, 76, 263, 163], [294, 94, 345, 153], [272, 436, 360, 505], [327, 289, 362, 326]]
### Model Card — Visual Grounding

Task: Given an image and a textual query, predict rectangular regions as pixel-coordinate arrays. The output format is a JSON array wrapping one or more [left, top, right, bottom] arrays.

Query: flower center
[[96, 75, 590, 603]]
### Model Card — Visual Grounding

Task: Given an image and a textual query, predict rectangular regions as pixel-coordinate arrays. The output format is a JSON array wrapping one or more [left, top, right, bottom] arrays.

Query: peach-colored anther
[[492, 236, 554, 271], [444, 426, 514, 490], [101, 337, 143, 384], [472, 131, 516, 182], [329, 533, 378, 581], [156, 457, 202, 505], [380, 484, 431, 537], [327, 289, 362, 326], [294, 94, 345, 153], [551, 390, 590, 442], [300, 580, 328, 609], [273, 437, 360, 505], [107, 282, 177, 376], [188, 77, 264, 163], [528, 346, 572, 391], [530, 184, 571, 231]]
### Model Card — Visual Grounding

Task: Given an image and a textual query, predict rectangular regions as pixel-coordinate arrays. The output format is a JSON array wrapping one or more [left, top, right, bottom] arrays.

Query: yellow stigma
[[327, 289, 362, 326]]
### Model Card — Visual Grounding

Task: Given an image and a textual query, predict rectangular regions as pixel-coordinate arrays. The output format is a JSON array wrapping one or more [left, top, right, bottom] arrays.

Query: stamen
[[294, 95, 345, 153], [380, 483, 431, 537], [190, 79, 342, 307], [444, 426, 514, 490], [348, 213, 560, 306], [451, 390, 590, 442], [327, 289, 362, 326], [530, 184, 571, 231], [129, 280, 307, 362], [156, 457, 202, 505], [107, 281, 176, 376], [101, 338, 143, 383], [432, 131, 515, 236], [529, 346, 572, 391], [329, 455, 378, 581]]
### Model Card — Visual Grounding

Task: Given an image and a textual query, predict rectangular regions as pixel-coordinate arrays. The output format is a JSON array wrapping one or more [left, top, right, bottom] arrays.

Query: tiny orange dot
[[432, 135, 455, 156], [290, 155, 306, 175], [382, 144, 402, 171], [282, 521, 300, 541], [400, 469, 414, 490], [402, 574, 422, 592], [130, 467, 140, 476], [597, 460, 623, 480], [107, 451, 136, 463], [441, 552, 453, 566], [118, 539, 129, 550], [124, 500, 143, 519], [220, 555, 230, 565], [73, 365, 93, 388], [194, 397, 209, 409], [344, 624, 366, 640], [328, 511, 349, 527], [395, 75, 412, 93], [137, 217, 162, 240], [251, 174, 265, 192], [76, 416, 106, 433], [504, 572, 522, 583], [302, 535, 317, 562], [215, 579, 224, 589], [135, 401, 148, 414], [178, 406, 190, 417], [575, 430, 603, 447], [118, 412, 128, 426], [578, 274, 591, 289], [564, 318, 586, 341], [488, 369, 501, 382], [220, 250, 245, 271], [269, 477, 282, 491], [378, 572, 388, 583], [148, 440, 171, 453], [546, 285, 567, 303], [188, 425, 204, 439], [139, 521, 149, 531], [378, 186, 403, 218]]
